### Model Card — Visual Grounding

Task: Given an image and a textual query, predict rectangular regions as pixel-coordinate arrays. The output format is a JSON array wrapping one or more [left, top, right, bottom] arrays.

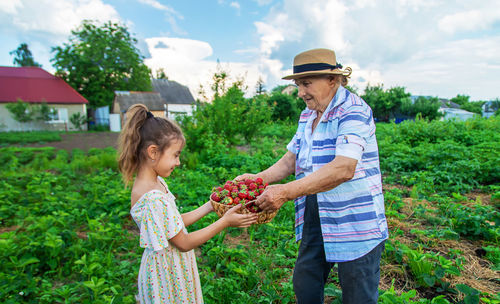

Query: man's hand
[[255, 184, 289, 212]]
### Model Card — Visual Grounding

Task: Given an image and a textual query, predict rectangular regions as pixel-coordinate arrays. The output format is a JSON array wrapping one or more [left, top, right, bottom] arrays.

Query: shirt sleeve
[[287, 134, 298, 154], [335, 105, 373, 162], [138, 192, 184, 251]]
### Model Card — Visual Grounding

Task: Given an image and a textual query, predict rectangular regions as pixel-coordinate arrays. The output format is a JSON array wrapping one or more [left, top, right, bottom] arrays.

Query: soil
[[23, 132, 120, 151]]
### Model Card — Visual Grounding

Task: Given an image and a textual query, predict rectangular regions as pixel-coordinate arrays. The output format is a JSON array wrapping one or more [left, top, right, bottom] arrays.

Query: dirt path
[[23, 132, 120, 151]]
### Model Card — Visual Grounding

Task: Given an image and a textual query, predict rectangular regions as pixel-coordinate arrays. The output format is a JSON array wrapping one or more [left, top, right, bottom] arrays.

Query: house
[[482, 100, 499, 118], [281, 84, 297, 95], [151, 79, 195, 116], [112, 91, 165, 119], [0, 66, 88, 131], [438, 108, 477, 121]]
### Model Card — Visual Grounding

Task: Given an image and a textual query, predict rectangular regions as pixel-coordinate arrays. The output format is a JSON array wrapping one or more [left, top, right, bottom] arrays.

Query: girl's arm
[[170, 204, 257, 252], [181, 201, 213, 227]]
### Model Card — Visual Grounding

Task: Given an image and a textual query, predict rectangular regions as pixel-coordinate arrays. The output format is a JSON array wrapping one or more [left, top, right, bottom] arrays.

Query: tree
[[450, 94, 470, 106], [6, 100, 55, 124], [362, 85, 411, 122], [155, 68, 168, 79], [9, 43, 42, 67], [51, 20, 152, 109], [267, 92, 303, 121], [400, 96, 443, 121], [451, 94, 484, 115], [255, 76, 266, 95], [69, 112, 89, 131]]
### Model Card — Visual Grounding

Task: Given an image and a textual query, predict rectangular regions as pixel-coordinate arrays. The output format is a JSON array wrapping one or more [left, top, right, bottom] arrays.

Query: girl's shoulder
[[131, 178, 172, 209]]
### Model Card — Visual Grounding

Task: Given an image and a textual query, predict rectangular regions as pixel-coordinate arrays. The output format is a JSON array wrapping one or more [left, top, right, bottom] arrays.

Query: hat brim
[[282, 69, 349, 80]]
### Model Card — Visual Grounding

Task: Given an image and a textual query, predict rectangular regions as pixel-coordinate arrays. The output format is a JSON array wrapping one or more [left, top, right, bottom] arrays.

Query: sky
[[1, 0, 499, 101]]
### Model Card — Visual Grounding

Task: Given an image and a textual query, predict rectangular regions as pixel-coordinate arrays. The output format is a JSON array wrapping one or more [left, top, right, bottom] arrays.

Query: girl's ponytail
[[118, 104, 150, 185], [117, 104, 184, 185]]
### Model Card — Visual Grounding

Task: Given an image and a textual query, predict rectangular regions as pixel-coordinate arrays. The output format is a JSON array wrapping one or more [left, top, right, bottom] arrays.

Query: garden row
[[0, 117, 498, 303]]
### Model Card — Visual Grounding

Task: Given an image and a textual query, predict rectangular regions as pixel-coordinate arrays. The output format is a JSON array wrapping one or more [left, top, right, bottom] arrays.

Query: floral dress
[[130, 178, 203, 304]]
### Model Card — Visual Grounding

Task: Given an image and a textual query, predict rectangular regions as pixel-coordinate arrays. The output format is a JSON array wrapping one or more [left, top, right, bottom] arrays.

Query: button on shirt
[[287, 86, 388, 262]]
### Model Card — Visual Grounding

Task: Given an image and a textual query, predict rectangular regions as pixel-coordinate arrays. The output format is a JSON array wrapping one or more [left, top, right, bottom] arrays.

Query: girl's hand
[[204, 200, 214, 212], [222, 204, 258, 228]]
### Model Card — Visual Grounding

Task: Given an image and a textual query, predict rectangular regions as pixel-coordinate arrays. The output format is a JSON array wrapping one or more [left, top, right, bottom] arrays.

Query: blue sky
[[1, 0, 499, 101]]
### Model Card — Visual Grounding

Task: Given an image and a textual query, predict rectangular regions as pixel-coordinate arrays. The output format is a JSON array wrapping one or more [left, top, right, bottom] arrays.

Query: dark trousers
[[292, 195, 385, 304]]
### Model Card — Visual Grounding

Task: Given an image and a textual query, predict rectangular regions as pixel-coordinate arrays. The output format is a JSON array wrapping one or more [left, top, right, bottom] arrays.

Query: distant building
[[438, 108, 477, 121], [152, 79, 195, 116], [112, 79, 195, 118], [0, 66, 88, 131], [482, 100, 499, 118], [281, 84, 297, 95]]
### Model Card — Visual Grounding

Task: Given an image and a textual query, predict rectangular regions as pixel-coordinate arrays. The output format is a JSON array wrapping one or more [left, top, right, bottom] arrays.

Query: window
[[48, 108, 68, 123]]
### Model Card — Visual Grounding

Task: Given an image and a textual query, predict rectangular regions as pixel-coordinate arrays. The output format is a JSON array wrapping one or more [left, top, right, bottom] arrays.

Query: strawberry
[[248, 183, 257, 190], [238, 191, 248, 199], [222, 196, 233, 205], [223, 184, 232, 191], [231, 189, 239, 198], [233, 197, 241, 205], [211, 192, 222, 202], [247, 190, 257, 200], [239, 184, 248, 191], [218, 189, 229, 199], [255, 177, 264, 185]]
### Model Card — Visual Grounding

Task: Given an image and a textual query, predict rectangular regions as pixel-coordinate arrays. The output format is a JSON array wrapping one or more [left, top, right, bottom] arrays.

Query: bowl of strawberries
[[210, 178, 278, 224]]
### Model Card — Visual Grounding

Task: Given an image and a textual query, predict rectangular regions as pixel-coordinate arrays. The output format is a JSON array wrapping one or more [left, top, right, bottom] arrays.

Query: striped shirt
[[287, 86, 388, 262]]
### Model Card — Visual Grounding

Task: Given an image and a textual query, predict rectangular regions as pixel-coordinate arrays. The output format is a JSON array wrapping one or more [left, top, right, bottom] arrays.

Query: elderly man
[[236, 48, 388, 303]]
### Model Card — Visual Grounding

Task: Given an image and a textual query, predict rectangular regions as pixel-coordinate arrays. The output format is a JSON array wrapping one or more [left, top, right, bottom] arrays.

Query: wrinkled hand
[[255, 184, 289, 212], [234, 173, 258, 182], [223, 204, 258, 227]]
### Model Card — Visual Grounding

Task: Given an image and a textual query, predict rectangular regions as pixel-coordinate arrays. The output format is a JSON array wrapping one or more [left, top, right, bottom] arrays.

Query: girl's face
[[153, 139, 183, 178]]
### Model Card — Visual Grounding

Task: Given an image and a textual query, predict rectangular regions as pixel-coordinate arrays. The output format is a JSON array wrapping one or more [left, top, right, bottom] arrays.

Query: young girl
[[118, 104, 258, 304]]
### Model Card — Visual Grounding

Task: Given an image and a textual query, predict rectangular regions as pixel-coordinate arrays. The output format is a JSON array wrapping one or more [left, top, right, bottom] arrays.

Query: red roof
[[0, 66, 88, 104]]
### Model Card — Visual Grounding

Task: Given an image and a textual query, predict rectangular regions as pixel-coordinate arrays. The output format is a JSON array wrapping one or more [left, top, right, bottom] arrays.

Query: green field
[[0, 117, 499, 303]]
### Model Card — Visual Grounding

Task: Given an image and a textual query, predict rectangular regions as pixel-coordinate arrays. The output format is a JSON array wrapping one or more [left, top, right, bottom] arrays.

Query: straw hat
[[282, 48, 352, 80]]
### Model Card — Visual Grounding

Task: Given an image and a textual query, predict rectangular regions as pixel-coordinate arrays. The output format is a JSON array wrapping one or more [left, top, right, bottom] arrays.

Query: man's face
[[294, 76, 337, 112]]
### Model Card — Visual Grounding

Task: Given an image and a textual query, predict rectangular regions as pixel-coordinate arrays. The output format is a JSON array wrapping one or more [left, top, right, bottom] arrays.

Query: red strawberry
[[248, 183, 257, 190], [239, 184, 248, 191], [231, 189, 239, 198], [233, 197, 241, 205], [245, 179, 253, 186], [217, 186, 223, 192], [222, 196, 233, 205], [211, 192, 221, 202], [238, 191, 248, 199], [224, 184, 232, 191], [247, 190, 256, 200], [255, 177, 263, 185]]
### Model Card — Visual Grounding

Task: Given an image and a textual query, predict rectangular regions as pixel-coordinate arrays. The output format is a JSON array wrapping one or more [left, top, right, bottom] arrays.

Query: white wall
[[0, 103, 87, 131]]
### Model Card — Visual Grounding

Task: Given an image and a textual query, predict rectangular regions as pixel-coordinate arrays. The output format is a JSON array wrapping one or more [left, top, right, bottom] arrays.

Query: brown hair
[[117, 104, 185, 185]]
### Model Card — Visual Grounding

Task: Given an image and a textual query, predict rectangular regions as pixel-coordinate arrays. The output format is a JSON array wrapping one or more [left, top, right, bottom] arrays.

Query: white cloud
[[144, 37, 263, 100], [253, 0, 500, 100], [0, 0, 122, 71], [0, 0, 23, 14], [438, 4, 500, 34], [230, 2, 241, 15], [137, 0, 185, 35], [0, 0, 120, 38]]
